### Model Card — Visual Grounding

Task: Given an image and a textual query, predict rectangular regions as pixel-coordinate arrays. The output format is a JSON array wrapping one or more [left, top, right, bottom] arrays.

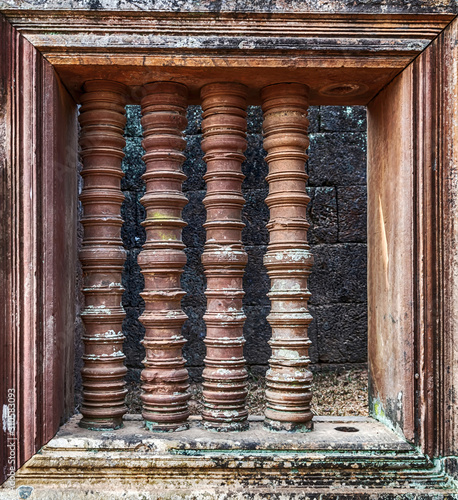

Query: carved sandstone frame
[[1, 4, 457, 481]]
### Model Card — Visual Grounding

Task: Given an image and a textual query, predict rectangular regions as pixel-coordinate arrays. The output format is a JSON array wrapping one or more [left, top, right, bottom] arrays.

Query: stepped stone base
[[3, 415, 457, 499]]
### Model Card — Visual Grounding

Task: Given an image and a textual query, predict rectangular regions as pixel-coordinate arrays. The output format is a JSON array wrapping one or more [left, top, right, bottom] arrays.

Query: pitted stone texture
[[182, 305, 207, 369], [320, 106, 367, 132], [3, 0, 455, 13], [242, 134, 268, 190], [338, 185, 367, 243], [124, 106, 143, 138], [121, 137, 146, 192], [244, 305, 272, 366], [309, 244, 367, 305], [181, 247, 206, 309], [309, 304, 367, 364], [182, 135, 206, 192], [308, 132, 367, 187], [243, 245, 270, 307], [307, 187, 338, 244], [121, 250, 144, 308], [182, 190, 206, 249], [121, 191, 146, 249], [241, 188, 269, 246], [123, 306, 145, 369]]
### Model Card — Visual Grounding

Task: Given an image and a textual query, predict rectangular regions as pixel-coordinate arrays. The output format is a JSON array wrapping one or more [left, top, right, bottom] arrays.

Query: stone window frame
[[1, 2, 458, 482]]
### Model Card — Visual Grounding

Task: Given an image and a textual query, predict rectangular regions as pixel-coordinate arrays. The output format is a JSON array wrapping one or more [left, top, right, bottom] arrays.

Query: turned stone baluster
[[79, 80, 128, 430], [261, 83, 314, 432], [201, 82, 249, 432], [139, 82, 191, 432]]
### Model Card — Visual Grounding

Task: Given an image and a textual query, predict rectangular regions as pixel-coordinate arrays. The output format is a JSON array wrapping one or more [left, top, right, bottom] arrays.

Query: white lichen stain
[[222, 410, 239, 417], [277, 349, 300, 359], [94, 330, 122, 338], [84, 305, 112, 315], [166, 311, 182, 317], [84, 351, 124, 359], [216, 369, 232, 375], [273, 250, 310, 262]]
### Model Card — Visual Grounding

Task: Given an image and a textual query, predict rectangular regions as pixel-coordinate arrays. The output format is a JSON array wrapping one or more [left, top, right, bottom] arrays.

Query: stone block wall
[[120, 105, 367, 383]]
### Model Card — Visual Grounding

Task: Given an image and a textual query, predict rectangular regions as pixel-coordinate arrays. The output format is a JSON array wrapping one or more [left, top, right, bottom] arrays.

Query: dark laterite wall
[[120, 104, 367, 384]]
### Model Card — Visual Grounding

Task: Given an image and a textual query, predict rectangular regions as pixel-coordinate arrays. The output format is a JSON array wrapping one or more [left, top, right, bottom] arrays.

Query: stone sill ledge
[[5, 415, 456, 498]]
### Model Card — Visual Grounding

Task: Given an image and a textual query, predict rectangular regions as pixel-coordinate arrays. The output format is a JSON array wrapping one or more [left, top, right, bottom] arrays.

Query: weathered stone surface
[[307, 187, 338, 244], [241, 134, 268, 190], [125, 105, 143, 138], [123, 306, 145, 369], [137, 82, 191, 431], [308, 132, 367, 186], [246, 105, 263, 134], [2, 0, 455, 14], [241, 188, 269, 246], [121, 249, 144, 307], [199, 82, 250, 431], [309, 304, 367, 364], [182, 305, 206, 368], [309, 244, 367, 305], [338, 185, 367, 243], [121, 137, 146, 192], [182, 247, 206, 309], [184, 105, 202, 136], [182, 134, 206, 192], [243, 245, 270, 307], [3, 5, 454, 112], [13, 414, 455, 500], [307, 313, 319, 364], [243, 305, 271, 366], [308, 106, 320, 134], [121, 191, 146, 249], [320, 106, 366, 132], [182, 189, 206, 248]]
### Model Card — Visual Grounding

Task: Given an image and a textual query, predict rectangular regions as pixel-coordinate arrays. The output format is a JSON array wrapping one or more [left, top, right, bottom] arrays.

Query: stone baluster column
[[200, 83, 249, 432], [139, 82, 191, 432], [261, 83, 314, 432], [79, 80, 128, 430]]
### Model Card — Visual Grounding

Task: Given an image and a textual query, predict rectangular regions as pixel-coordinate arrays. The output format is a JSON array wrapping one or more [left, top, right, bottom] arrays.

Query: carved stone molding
[[0, 16, 77, 483], [78, 80, 128, 430], [261, 82, 313, 432], [139, 82, 191, 432], [200, 82, 249, 432], [1, 8, 454, 106]]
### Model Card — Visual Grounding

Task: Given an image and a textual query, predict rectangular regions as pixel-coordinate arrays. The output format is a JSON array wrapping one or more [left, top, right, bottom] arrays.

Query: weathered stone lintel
[[1, 9, 454, 105], [0, 0, 456, 14]]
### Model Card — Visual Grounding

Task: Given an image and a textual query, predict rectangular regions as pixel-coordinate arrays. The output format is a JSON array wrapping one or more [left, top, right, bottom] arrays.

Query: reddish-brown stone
[[79, 80, 128, 430], [0, 16, 78, 483], [261, 83, 314, 432], [200, 82, 249, 432], [139, 82, 191, 432]]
